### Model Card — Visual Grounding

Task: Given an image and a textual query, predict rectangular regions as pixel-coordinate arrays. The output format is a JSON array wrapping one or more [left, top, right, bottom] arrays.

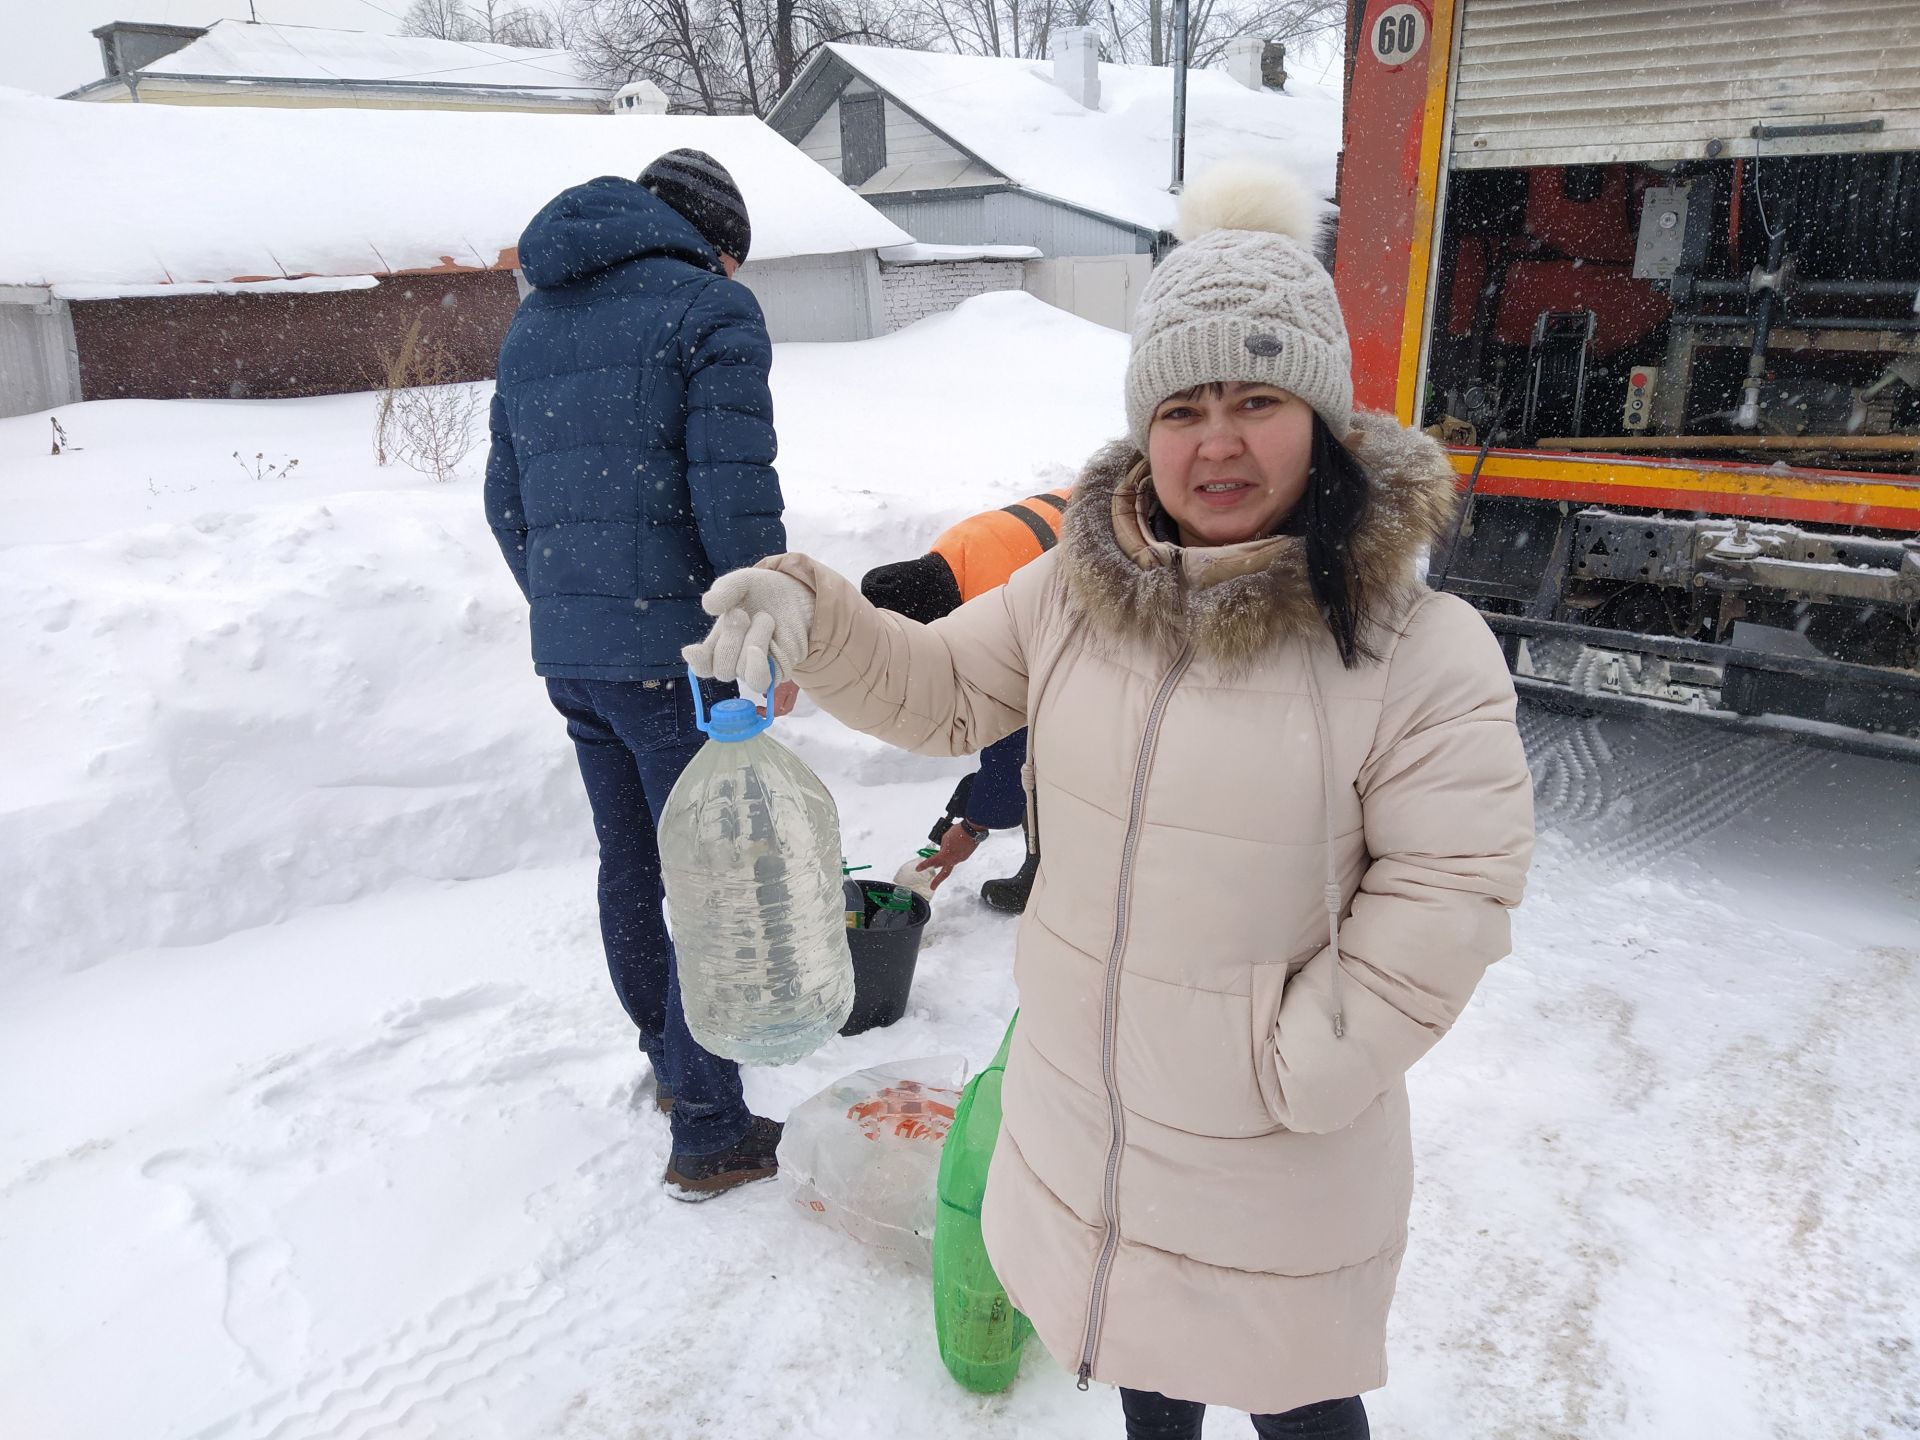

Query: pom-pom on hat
[[1124, 159, 1353, 448]]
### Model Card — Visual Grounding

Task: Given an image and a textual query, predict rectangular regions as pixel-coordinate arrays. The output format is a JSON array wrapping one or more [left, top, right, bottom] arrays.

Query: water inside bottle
[[660, 729, 854, 1065]]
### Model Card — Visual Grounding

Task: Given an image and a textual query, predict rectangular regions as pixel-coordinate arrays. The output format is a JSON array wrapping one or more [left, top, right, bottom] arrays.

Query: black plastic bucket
[[841, 879, 931, 1035]]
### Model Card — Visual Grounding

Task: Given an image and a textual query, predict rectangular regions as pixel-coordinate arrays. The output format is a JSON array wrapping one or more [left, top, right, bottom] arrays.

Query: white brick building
[[877, 244, 1037, 330]]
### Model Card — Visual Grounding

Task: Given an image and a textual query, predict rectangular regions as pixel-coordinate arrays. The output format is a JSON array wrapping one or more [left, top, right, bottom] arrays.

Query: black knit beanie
[[638, 148, 752, 263]]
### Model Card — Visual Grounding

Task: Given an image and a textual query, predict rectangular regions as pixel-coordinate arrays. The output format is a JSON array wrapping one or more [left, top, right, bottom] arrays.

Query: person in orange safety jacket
[[858, 487, 1070, 911]]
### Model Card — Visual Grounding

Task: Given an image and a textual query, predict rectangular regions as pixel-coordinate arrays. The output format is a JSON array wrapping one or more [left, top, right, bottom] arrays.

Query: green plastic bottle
[[932, 1014, 1031, 1392]]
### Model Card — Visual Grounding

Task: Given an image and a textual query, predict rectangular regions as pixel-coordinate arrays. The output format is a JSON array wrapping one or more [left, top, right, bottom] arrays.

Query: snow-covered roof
[[131, 18, 602, 97], [818, 43, 1343, 234], [0, 94, 911, 287], [877, 242, 1043, 264]]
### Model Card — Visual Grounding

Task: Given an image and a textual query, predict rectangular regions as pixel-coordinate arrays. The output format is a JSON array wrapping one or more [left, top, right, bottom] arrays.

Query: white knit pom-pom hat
[[1123, 159, 1353, 448]]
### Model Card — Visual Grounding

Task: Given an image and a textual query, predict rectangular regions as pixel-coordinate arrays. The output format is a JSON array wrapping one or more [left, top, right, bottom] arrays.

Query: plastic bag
[[778, 1055, 967, 1266]]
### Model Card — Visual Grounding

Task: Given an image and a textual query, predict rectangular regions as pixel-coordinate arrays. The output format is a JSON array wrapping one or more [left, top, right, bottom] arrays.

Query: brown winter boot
[[664, 1115, 783, 1201]]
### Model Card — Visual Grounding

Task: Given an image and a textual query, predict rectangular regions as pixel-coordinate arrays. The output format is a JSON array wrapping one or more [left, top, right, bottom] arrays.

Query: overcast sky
[[0, 1, 403, 95]]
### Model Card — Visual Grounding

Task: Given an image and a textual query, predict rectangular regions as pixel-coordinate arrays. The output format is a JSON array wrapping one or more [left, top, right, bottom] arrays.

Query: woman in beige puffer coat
[[687, 162, 1535, 1439]]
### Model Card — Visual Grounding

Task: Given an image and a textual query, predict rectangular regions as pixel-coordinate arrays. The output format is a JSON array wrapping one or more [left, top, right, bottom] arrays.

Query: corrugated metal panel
[[0, 290, 81, 418], [735, 252, 881, 342], [867, 191, 990, 247], [1453, 0, 1920, 168], [1023, 255, 1154, 330], [984, 192, 1153, 256], [871, 191, 1149, 257]]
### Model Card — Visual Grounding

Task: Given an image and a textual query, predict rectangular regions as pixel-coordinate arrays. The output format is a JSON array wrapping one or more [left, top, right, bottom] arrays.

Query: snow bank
[[0, 293, 1127, 982], [0, 93, 910, 286], [2, 463, 583, 981]]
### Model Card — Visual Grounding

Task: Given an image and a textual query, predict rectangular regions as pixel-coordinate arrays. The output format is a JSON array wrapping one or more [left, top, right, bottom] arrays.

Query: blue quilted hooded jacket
[[484, 175, 785, 680]]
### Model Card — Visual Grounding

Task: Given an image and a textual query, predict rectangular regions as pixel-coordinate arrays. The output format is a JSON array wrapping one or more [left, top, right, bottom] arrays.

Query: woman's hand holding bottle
[[683, 565, 815, 695]]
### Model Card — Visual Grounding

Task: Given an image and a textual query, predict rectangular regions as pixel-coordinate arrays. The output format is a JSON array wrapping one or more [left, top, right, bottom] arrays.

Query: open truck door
[[1334, 0, 1920, 760]]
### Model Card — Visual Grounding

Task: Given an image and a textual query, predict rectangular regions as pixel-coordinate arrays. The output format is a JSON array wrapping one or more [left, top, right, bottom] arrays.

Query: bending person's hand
[[683, 567, 814, 695], [916, 822, 983, 891]]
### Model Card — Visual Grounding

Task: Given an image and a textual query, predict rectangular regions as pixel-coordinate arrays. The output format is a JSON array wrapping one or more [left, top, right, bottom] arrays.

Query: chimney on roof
[[1051, 26, 1100, 109], [92, 21, 205, 80], [611, 79, 670, 115], [1224, 37, 1287, 92]]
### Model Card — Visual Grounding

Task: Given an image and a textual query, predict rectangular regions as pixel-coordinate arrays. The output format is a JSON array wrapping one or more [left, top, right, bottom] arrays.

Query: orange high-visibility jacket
[[860, 488, 1072, 625], [930, 488, 1073, 603]]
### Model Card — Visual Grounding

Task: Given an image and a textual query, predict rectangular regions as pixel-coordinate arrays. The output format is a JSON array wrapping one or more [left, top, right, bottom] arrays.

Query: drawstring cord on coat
[[1300, 660, 1347, 1040], [1016, 581, 1076, 863]]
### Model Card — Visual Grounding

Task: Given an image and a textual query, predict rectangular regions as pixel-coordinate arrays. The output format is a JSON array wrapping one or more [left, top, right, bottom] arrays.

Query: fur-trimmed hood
[[1060, 411, 1460, 668]]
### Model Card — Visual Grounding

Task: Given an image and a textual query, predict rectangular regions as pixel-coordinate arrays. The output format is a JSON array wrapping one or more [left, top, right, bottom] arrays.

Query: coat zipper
[[1075, 637, 1196, 1389], [1300, 658, 1349, 1039]]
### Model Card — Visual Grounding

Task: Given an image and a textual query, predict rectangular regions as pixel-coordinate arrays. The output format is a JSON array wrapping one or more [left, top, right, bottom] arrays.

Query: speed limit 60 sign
[[1369, 3, 1428, 65]]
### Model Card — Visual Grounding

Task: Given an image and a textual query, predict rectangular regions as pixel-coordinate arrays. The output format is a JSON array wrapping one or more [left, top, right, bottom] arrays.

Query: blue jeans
[[546, 676, 750, 1157], [1120, 1389, 1368, 1440]]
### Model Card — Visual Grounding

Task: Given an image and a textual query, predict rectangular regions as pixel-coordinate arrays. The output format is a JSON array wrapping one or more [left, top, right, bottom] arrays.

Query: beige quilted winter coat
[[766, 413, 1534, 1413]]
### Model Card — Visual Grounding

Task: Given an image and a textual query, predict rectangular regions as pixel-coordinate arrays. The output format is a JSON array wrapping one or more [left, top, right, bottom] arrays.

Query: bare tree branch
[[563, 0, 1336, 118], [399, 0, 577, 47], [398, 0, 484, 40]]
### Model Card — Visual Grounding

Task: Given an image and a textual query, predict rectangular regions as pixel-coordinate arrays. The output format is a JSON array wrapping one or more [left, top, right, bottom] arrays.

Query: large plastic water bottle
[[658, 668, 854, 1064]]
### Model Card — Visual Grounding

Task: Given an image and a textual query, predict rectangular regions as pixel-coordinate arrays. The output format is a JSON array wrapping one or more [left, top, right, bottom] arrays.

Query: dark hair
[[1303, 414, 1376, 669]]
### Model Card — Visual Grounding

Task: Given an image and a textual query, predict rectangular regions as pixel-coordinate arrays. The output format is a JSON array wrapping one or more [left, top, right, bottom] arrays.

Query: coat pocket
[[1247, 960, 1293, 1129], [1111, 969, 1276, 1139]]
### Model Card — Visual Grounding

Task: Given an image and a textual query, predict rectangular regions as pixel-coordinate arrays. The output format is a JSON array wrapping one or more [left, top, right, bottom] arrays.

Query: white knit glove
[[682, 567, 815, 694]]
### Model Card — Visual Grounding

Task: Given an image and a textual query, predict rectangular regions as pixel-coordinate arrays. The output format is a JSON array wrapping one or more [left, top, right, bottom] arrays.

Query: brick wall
[[69, 271, 519, 402], [879, 259, 1027, 331]]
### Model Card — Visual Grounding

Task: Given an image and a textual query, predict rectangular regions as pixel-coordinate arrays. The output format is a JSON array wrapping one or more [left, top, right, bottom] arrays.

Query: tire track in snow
[[1522, 710, 1616, 822], [153, 980, 630, 1440], [1520, 708, 1819, 873], [1584, 742, 1821, 871], [185, 1276, 610, 1440], [1525, 710, 1725, 827]]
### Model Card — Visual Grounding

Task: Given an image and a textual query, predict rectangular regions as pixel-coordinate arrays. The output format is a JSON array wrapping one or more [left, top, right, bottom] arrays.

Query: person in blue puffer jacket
[[485, 149, 794, 1201]]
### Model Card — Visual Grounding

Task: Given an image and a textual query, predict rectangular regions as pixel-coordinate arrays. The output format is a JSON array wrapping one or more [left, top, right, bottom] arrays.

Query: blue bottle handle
[[688, 658, 779, 738]]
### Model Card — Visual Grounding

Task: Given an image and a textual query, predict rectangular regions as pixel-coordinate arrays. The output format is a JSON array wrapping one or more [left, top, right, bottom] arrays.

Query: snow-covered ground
[[3, 294, 1916, 1440]]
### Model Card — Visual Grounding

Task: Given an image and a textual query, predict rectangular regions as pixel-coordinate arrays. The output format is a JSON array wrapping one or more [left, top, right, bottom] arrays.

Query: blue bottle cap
[[687, 662, 777, 742], [702, 697, 770, 743]]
